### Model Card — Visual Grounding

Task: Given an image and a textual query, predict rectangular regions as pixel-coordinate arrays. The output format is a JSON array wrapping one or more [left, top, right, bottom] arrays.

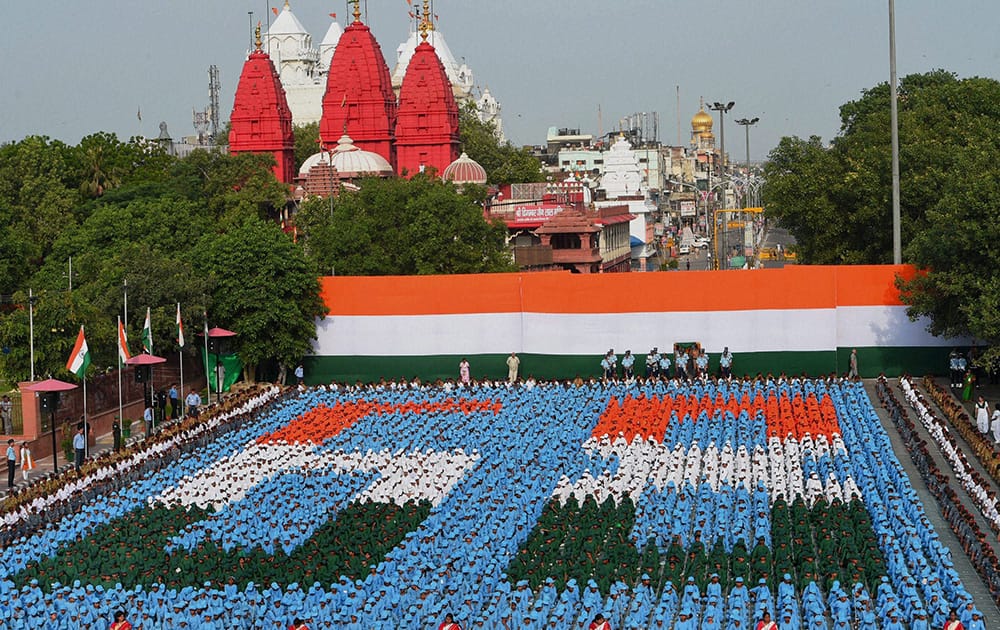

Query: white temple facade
[[596, 136, 658, 259]]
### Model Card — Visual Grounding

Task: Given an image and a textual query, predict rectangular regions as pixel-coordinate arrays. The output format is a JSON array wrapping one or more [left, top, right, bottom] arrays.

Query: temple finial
[[255, 21, 262, 51], [352, 0, 361, 23], [419, 0, 431, 41]]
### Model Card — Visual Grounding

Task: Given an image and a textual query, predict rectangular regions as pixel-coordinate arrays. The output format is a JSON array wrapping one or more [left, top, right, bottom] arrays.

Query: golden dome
[[692, 100, 714, 134]]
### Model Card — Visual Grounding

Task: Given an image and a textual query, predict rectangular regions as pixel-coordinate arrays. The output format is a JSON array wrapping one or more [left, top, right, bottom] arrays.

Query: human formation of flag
[[0, 378, 974, 629]]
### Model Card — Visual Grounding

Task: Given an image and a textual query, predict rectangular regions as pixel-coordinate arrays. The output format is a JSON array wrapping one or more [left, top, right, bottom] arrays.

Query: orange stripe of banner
[[834, 264, 912, 307], [319, 266, 911, 316], [319, 273, 526, 315]]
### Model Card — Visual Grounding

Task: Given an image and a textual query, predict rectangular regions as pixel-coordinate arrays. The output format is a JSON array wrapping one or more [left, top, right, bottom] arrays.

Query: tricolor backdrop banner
[[308, 266, 961, 383]]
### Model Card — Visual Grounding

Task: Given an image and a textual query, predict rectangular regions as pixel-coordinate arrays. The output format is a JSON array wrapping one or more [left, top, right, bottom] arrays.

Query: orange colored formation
[[764, 392, 840, 442], [258, 398, 501, 445], [592, 391, 840, 444]]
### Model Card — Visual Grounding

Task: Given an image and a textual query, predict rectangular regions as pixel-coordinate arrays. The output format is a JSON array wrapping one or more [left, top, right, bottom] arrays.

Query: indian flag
[[141, 307, 152, 353], [176, 303, 185, 348], [66, 325, 91, 379], [118, 316, 132, 366], [309, 266, 966, 384]]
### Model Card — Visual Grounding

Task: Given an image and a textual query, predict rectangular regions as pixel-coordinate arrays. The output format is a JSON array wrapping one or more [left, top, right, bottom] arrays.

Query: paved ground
[[865, 378, 1000, 620], [5, 417, 161, 492]]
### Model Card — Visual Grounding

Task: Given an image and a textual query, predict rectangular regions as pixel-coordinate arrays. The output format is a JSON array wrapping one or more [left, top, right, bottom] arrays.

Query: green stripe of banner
[[303, 347, 953, 386]]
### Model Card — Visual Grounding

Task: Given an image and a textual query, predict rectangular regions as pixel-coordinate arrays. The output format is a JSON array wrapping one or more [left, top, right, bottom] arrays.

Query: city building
[[486, 180, 633, 274]]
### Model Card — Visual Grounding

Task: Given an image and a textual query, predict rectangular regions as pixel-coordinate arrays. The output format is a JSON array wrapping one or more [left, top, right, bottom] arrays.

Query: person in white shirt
[[185, 389, 202, 417]]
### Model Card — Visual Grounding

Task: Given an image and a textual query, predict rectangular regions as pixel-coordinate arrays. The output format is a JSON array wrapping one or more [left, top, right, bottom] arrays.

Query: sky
[[3, 1, 1000, 160]]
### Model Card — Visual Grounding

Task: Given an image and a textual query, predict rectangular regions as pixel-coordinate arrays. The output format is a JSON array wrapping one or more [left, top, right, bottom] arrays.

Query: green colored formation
[[504, 495, 886, 597], [15, 500, 431, 591], [771, 496, 886, 593], [505, 495, 641, 595]]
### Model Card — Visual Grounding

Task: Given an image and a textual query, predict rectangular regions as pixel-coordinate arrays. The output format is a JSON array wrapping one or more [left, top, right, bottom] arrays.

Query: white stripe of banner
[[836, 305, 963, 348], [313, 309, 839, 357]]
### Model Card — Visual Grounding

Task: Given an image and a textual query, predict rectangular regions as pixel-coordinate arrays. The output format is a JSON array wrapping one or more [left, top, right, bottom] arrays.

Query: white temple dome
[[299, 134, 393, 178]]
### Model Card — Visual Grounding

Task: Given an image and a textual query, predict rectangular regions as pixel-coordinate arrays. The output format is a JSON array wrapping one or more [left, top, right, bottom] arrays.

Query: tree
[[192, 216, 326, 382], [897, 141, 1000, 353], [763, 70, 1000, 354], [296, 174, 514, 276], [0, 136, 81, 294], [167, 150, 290, 227], [458, 102, 544, 186], [763, 70, 998, 264], [293, 121, 321, 173]]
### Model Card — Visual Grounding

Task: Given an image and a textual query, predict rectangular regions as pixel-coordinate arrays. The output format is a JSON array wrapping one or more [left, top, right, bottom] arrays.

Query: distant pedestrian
[[459, 358, 471, 385], [168, 383, 180, 419], [112, 419, 122, 452], [949, 349, 961, 388], [0, 395, 11, 434], [110, 610, 133, 630], [18, 442, 32, 481], [600, 352, 613, 380], [943, 609, 964, 630], [975, 396, 989, 434], [589, 613, 611, 630], [622, 350, 635, 379], [6, 439, 16, 488], [848, 349, 859, 380], [719, 347, 733, 379], [185, 389, 201, 417], [294, 364, 304, 385], [646, 348, 659, 379], [962, 371, 976, 402], [73, 425, 85, 472], [506, 352, 520, 384], [992, 403, 1000, 444]]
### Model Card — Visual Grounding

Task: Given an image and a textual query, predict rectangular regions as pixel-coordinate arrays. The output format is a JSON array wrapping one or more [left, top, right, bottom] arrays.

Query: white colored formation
[[551, 434, 860, 507], [154, 443, 478, 510]]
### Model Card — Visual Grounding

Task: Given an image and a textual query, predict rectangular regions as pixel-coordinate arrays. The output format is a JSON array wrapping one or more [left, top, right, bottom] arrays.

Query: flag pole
[[117, 316, 124, 440], [204, 312, 211, 406], [83, 375, 88, 459], [178, 303, 185, 418]]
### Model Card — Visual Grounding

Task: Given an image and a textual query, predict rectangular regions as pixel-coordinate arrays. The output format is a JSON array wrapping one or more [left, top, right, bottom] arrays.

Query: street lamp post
[[889, 0, 901, 264], [709, 102, 735, 269], [735, 117, 759, 263]]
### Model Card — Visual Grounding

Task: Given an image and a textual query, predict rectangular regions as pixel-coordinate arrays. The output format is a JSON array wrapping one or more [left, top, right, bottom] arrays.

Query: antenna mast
[[208, 65, 221, 142]]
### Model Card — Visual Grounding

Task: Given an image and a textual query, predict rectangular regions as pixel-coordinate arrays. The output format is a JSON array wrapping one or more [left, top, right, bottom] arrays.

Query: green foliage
[[459, 101, 544, 186], [763, 70, 1000, 265], [0, 136, 322, 383], [296, 174, 515, 276], [764, 70, 1000, 348], [167, 150, 289, 226], [293, 121, 321, 173], [192, 216, 327, 380]]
